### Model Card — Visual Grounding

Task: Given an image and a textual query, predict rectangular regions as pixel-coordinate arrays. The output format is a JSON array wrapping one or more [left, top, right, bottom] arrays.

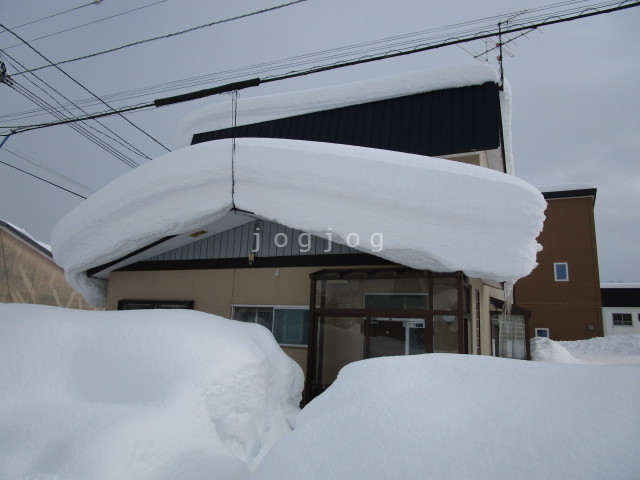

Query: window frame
[[232, 304, 310, 347], [117, 299, 194, 310], [553, 262, 569, 282], [535, 327, 550, 338], [612, 313, 633, 326]]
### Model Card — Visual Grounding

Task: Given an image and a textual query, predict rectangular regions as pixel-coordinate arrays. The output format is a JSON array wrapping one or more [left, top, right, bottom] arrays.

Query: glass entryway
[[306, 268, 470, 400], [368, 318, 425, 357]]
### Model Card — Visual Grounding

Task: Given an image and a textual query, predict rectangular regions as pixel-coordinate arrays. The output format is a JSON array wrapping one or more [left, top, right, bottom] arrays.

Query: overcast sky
[[1, 0, 638, 283]]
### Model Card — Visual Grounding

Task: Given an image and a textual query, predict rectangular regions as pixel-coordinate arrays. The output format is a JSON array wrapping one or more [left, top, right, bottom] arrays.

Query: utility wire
[[3, 146, 96, 193], [1, 49, 149, 160], [0, 1, 101, 34], [0, 0, 630, 125], [1, 0, 171, 51], [1, 52, 142, 167], [0, 158, 88, 199], [2, 0, 638, 136], [9, 0, 308, 76], [0, 23, 171, 152], [7, 81, 140, 168]]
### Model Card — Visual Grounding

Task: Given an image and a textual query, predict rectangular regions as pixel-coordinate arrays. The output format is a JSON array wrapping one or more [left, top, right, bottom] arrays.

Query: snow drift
[[253, 354, 640, 480], [532, 334, 640, 364], [0, 304, 303, 480], [53, 138, 545, 307]]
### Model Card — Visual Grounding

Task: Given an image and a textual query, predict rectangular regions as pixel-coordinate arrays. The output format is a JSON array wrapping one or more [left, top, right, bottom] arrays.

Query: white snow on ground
[[532, 334, 640, 365], [52, 138, 545, 307], [253, 353, 640, 480], [175, 64, 513, 169], [0, 304, 303, 480]]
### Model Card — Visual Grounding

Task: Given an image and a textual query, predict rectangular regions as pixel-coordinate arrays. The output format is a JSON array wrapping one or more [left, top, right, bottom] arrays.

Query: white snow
[[537, 183, 595, 194], [52, 138, 546, 307], [0, 304, 303, 480], [254, 352, 640, 480], [1, 219, 52, 253], [602, 283, 640, 289], [532, 334, 640, 365]]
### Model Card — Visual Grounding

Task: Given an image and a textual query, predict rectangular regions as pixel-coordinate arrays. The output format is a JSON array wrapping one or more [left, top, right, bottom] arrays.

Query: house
[[601, 284, 640, 336], [51, 64, 546, 400], [0, 219, 94, 309], [514, 185, 603, 340]]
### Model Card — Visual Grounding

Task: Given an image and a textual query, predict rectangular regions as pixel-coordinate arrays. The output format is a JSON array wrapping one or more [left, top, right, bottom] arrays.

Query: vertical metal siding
[[146, 219, 362, 262], [191, 83, 502, 158]]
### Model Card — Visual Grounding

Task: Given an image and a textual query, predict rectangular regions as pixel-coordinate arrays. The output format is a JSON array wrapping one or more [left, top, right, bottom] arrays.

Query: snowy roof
[[52, 138, 545, 308], [537, 183, 595, 193], [176, 64, 515, 173], [0, 219, 52, 257], [602, 283, 640, 289]]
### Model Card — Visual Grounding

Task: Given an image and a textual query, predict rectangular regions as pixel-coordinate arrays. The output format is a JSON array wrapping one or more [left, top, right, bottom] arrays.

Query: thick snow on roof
[[253, 353, 640, 480], [176, 64, 515, 173], [53, 138, 545, 307], [0, 304, 303, 480]]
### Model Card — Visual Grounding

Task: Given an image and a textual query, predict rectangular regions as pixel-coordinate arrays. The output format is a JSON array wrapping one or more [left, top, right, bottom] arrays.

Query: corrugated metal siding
[[147, 219, 360, 262], [191, 83, 501, 157]]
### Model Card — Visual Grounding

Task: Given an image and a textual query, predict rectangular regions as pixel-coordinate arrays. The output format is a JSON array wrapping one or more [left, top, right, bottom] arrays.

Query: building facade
[[601, 284, 640, 336], [0, 220, 94, 309], [53, 66, 546, 401], [515, 186, 603, 340]]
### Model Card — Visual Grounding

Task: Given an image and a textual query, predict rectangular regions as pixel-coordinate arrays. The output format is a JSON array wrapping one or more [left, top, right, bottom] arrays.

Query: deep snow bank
[[532, 334, 640, 364], [53, 138, 545, 307], [253, 354, 640, 480], [0, 304, 303, 480]]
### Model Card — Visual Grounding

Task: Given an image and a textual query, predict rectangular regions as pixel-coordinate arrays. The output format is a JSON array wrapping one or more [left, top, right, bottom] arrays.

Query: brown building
[[515, 186, 603, 340], [0, 220, 95, 309]]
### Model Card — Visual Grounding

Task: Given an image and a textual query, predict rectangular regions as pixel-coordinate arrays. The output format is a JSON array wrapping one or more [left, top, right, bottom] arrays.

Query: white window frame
[[612, 313, 633, 326], [232, 304, 309, 347], [554, 262, 569, 282], [535, 327, 550, 338]]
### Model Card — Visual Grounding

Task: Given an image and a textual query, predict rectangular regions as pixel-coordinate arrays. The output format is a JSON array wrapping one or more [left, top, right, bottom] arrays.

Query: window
[[233, 306, 309, 346], [118, 299, 194, 310], [363, 293, 428, 310], [554, 262, 569, 281], [535, 327, 550, 338], [612, 313, 633, 326]]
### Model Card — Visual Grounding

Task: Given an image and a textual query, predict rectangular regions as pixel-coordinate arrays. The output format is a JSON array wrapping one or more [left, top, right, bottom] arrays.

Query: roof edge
[[0, 219, 53, 259]]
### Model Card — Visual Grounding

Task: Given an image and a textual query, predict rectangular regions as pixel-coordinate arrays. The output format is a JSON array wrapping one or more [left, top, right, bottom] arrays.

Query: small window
[[535, 328, 550, 338], [118, 299, 194, 310], [233, 306, 309, 346], [554, 263, 569, 282], [612, 313, 633, 326]]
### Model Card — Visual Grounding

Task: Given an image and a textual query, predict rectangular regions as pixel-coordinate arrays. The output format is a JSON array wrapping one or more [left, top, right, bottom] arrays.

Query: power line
[[1, 0, 171, 51], [0, 158, 88, 199], [1, 52, 142, 168], [9, 0, 308, 76], [0, 0, 629, 125], [2, 0, 638, 136], [0, 1, 101, 34], [1, 49, 149, 161], [0, 23, 171, 152], [7, 81, 140, 168], [3, 146, 96, 193]]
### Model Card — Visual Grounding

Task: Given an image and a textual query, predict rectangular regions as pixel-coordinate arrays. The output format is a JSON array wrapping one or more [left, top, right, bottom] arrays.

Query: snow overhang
[[53, 138, 545, 308]]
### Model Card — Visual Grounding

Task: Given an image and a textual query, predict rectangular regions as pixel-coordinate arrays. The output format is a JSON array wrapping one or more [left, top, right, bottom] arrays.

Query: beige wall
[[107, 266, 503, 373], [0, 228, 94, 309]]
